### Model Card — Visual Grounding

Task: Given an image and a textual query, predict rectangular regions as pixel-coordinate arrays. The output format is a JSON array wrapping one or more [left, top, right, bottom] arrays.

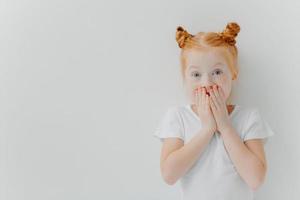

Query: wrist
[[219, 124, 234, 135], [201, 128, 216, 135]]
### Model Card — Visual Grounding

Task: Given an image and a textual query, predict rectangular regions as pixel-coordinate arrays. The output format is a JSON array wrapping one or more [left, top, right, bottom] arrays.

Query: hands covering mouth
[[194, 85, 219, 96]]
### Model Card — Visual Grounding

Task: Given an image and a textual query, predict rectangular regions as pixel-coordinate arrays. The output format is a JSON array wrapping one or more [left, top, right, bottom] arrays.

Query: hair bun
[[220, 22, 240, 45], [176, 26, 193, 48]]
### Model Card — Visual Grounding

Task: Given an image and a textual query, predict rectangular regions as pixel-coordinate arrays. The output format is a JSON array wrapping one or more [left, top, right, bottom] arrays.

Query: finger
[[198, 88, 202, 108], [218, 86, 226, 101], [216, 86, 227, 108], [201, 87, 206, 106], [205, 93, 209, 111], [210, 87, 219, 109], [209, 95, 217, 113], [196, 89, 199, 107], [213, 85, 220, 98], [212, 85, 222, 105], [193, 87, 197, 97], [217, 86, 225, 103]]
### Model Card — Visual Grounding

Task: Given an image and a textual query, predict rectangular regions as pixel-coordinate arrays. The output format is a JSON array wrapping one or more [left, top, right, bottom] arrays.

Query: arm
[[220, 126, 267, 191], [160, 128, 214, 185]]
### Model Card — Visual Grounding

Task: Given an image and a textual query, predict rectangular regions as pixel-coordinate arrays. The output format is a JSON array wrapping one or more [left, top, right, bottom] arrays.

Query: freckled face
[[183, 48, 233, 105]]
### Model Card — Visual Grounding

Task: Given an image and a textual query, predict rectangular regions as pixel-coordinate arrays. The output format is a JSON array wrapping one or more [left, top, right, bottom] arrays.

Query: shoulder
[[237, 104, 267, 132], [159, 105, 183, 122], [239, 105, 275, 143], [161, 105, 189, 123], [235, 104, 259, 119], [229, 105, 261, 130], [241, 105, 262, 122], [164, 105, 187, 115], [162, 105, 180, 116]]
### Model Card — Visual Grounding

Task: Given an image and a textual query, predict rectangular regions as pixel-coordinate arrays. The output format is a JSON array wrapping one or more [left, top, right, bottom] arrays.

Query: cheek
[[185, 80, 198, 93], [217, 76, 231, 98], [184, 82, 195, 98], [214, 74, 227, 83], [186, 86, 199, 104]]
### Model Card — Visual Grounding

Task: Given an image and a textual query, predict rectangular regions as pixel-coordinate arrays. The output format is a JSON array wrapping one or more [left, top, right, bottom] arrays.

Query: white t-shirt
[[153, 104, 275, 200]]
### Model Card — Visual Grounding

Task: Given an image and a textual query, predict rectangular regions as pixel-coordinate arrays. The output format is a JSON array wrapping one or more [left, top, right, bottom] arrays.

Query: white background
[[0, 0, 299, 199]]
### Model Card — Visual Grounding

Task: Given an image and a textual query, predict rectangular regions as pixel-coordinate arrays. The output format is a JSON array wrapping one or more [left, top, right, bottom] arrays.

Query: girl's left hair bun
[[219, 22, 240, 46]]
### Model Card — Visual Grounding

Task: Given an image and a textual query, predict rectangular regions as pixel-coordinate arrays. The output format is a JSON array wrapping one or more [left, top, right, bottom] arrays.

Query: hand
[[208, 85, 232, 133], [194, 86, 217, 133]]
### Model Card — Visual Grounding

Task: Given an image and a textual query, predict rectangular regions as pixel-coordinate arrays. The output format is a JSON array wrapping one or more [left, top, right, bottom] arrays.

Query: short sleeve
[[243, 108, 275, 144], [153, 107, 185, 143]]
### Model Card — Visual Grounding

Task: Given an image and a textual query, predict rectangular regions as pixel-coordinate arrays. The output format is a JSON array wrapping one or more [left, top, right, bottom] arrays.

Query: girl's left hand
[[208, 85, 232, 133]]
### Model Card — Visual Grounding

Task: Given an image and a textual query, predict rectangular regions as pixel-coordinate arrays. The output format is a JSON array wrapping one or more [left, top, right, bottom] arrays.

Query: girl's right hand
[[194, 87, 217, 134]]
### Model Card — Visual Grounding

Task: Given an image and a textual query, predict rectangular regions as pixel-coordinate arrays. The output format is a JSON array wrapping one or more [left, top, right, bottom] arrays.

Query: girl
[[153, 22, 275, 200]]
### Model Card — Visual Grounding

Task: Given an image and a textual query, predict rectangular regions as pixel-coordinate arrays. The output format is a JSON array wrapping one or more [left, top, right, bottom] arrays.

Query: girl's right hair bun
[[176, 26, 193, 48]]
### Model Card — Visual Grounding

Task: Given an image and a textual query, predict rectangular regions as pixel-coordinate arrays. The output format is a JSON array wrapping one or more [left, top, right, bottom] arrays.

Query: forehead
[[185, 48, 228, 70]]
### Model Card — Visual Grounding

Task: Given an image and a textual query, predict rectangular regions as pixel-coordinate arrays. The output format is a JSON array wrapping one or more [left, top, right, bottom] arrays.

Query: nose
[[197, 74, 216, 90]]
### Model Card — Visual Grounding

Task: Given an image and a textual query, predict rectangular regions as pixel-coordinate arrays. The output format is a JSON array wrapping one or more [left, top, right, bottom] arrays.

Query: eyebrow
[[189, 62, 224, 70]]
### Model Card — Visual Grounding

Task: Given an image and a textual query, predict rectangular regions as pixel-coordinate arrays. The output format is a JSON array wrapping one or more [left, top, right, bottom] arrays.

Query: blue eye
[[191, 71, 201, 78], [213, 69, 223, 76]]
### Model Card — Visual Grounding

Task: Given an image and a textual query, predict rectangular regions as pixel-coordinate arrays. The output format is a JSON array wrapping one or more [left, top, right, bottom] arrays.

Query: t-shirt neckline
[[186, 104, 240, 121]]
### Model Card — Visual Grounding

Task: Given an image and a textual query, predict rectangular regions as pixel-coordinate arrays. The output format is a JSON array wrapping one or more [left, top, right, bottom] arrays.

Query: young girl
[[153, 22, 275, 200]]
